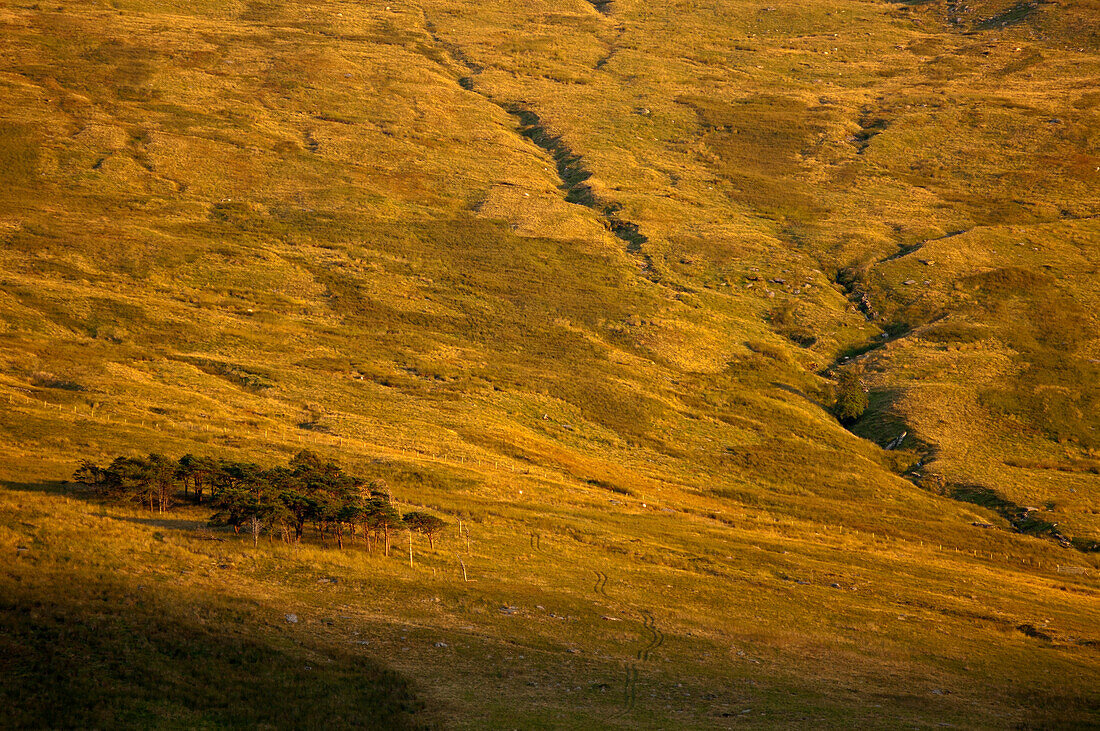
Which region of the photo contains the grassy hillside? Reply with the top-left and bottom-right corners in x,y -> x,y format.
1,0 -> 1098,726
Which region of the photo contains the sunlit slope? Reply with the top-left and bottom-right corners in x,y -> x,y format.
426,0 -> 1100,540
1,0 -> 911,532
0,0 -> 1099,726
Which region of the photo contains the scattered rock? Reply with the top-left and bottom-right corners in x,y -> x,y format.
903,279 -> 917,285
285,613 -> 299,623
1017,623 -> 1053,641
499,606 -> 518,615
434,641 -> 448,648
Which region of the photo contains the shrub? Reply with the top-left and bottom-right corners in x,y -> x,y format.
834,370 -> 868,425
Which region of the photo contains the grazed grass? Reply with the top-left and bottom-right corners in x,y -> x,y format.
0,0 -> 1098,725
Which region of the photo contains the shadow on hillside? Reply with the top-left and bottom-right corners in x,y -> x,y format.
1,479 -> 70,495
1,576 -> 429,728
1,480 -> 214,532
113,515 -> 209,531
848,388 -> 924,449
975,1 -> 1039,30
770,381 -> 826,410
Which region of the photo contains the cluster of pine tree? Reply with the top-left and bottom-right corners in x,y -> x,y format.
73,450 -> 445,553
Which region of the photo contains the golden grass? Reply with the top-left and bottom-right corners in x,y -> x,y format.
0,0 -> 1098,725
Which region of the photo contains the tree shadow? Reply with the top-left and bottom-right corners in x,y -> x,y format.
1,480 -> 211,532
112,515 -> 209,531
1,479 -> 71,495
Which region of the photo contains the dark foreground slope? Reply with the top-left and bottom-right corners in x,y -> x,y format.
0,0 -> 1098,726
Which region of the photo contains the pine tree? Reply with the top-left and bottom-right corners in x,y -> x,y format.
835,369 -> 868,425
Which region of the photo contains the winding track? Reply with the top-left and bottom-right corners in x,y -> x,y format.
593,570 -> 610,598
592,570 -> 665,719
637,610 -> 664,662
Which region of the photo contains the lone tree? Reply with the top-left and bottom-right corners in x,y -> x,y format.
835,369 -> 868,425
403,512 -> 446,549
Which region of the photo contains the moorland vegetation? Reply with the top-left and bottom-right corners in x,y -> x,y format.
1,0 -> 1099,726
